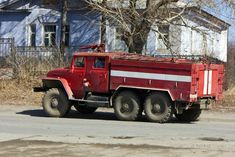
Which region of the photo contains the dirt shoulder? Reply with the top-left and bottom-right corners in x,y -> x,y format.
0,139 -> 234,157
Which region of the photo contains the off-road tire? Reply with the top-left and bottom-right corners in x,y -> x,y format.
144,92 -> 173,123
175,109 -> 201,122
114,91 -> 141,121
42,88 -> 71,117
74,105 -> 98,114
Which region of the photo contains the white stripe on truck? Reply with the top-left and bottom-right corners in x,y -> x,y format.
208,70 -> 213,95
203,70 -> 208,95
111,70 -> 192,82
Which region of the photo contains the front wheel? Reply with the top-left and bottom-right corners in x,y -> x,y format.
42,88 -> 71,117
144,92 -> 173,123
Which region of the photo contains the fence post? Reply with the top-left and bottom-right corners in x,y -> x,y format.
10,38 -> 19,79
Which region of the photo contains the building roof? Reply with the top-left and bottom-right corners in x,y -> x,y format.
184,7 -> 230,32
0,0 -> 20,9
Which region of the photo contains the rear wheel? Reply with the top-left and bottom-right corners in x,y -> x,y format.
114,91 -> 141,121
144,92 -> 173,123
74,105 -> 97,114
175,107 -> 201,122
42,88 -> 71,117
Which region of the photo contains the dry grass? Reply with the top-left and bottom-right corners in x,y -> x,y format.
0,54 -> 62,106
212,87 -> 235,111
0,78 -> 43,106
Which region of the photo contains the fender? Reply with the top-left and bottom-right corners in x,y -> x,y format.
42,77 -> 74,100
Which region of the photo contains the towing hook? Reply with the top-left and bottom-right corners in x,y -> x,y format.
205,99 -> 211,105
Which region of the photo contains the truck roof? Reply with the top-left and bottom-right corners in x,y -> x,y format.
73,52 -> 197,64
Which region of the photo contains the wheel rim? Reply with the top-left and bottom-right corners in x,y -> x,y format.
120,99 -> 133,114
150,99 -> 165,115
50,97 -> 59,108
152,103 -> 162,114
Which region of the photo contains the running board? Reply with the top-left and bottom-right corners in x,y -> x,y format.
70,98 -> 109,107
71,98 -> 109,104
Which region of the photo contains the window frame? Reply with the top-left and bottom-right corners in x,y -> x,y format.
43,24 -> 57,47
93,57 -> 106,70
73,56 -> 85,69
29,24 -> 36,47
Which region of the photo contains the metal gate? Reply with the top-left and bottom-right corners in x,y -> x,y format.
0,38 -> 14,68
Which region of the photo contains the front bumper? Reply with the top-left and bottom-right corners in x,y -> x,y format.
33,87 -> 47,92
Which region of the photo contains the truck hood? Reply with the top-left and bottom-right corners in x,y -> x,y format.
47,68 -> 69,78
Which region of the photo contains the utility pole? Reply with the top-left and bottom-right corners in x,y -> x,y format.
60,0 -> 68,64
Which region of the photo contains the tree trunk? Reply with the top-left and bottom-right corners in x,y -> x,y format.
124,24 -> 151,54
100,0 -> 107,45
128,37 -> 148,54
60,0 -> 68,55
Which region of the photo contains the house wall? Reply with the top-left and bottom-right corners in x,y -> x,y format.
68,11 -> 100,47
0,8 -> 100,54
180,19 -> 227,62
106,24 -> 157,53
0,11 -> 30,46
2,0 -> 86,10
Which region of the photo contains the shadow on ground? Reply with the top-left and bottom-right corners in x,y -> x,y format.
16,109 -> 118,121
16,109 -> 194,124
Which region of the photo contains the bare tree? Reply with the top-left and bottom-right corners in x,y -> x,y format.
86,0 -> 234,54
60,0 -> 68,57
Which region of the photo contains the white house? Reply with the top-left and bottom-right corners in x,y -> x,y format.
106,6 -> 230,62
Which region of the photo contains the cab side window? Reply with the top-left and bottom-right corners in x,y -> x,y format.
74,57 -> 85,68
94,57 -> 105,69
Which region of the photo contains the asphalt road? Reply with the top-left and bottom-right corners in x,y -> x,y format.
0,105 -> 235,157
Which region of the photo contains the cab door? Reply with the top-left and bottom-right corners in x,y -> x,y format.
69,56 -> 86,98
86,56 -> 109,93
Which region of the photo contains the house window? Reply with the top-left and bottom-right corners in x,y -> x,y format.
65,25 -> 70,47
158,25 -> 170,50
29,24 -> 36,47
44,25 -> 56,47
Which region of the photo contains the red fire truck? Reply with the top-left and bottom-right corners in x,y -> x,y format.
34,49 -> 224,123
